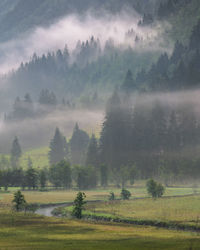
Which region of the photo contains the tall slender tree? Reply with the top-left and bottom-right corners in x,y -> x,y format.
70,123 -> 90,165
49,128 -> 66,165
85,134 -> 99,168
11,136 -> 22,168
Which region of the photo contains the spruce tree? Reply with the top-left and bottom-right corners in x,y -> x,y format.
27,157 -> 33,168
49,160 -> 71,189
70,123 -> 90,165
72,192 -> 86,219
100,91 -> 132,181
11,137 -> 22,168
85,134 -> 99,168
12,191 -> 26,211
39,169 -> 47,189
26,167 -> 38,190
100,164 -> 108,187
121,69 -> 135,92
49,128 -> 66,165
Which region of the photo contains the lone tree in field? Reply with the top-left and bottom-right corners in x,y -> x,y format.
72,192 -> 86,219
11,136 -> 22,168
121,188 -> 131,200
146,179 -> 165,199
12,191 -> 26,211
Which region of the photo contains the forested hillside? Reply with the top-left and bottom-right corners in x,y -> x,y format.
122,17 -> 200,92
8,39 -> 159,99
1,0 -> 200,152
0,0 -> 159,42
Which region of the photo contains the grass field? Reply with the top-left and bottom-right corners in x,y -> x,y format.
85,195 -> 200,228
0,208 -> 199,250
0,186 -> 200,205
0,186 -> 200,249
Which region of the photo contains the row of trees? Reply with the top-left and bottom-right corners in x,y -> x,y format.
6,89 -> 76,121
0,160 -> 108,191
99,91 -> 200,182
49,124 -> 137,187
8,32 -> 157,99
0,167 -> 45,191
8,90 -> 200,187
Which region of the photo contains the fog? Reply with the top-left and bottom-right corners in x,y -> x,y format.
131,89 -> 200,112
0,108 -> 104,154
0,10 -> 168,74
2,89 -> 200,154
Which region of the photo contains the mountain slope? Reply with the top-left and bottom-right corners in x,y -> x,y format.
0,0 -> 159,42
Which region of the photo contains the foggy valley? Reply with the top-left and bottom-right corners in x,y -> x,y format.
0,1 -> 200,250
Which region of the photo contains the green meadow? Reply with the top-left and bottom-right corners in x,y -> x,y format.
0,185 -> 200,249
0,185 -> 199,205
1,148 -> 200,249
85,195 -> 200,228
0,208 -> 199,250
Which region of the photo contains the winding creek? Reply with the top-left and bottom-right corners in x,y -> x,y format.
34,196 -> 200,233
36,204 -> 69,217
35,200 -> 102,217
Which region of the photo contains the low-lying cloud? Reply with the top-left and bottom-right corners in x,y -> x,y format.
0,108 -> 104,154
0,10 -> 168,74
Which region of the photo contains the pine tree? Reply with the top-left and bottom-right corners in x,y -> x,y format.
49,128 -> 66,165
100,164 -> 108,187
49,160 -> 71,189
11,137 -> 22,168
100,91 -> 132,181
12,191 -> 26,211
72,192 -> 86,219
70,123 -> 90,165
39,89 -> 57,106
26,167 -> 38,190
23,93 -> 34,117
27,157 -> 33,168
39,169 -> 47,189
85,134 -> 99,168
121,69 -> 135,92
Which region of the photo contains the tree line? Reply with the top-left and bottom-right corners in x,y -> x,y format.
4,88 -> 200,189
99,91 -> 200,184
5,89 -> 76,121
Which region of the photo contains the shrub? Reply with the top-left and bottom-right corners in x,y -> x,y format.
121,188 -> 131,200
109,191 -> 115,201
146,179 -> 165,199
12,191 -> 26,211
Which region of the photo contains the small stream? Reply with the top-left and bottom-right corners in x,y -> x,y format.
36,204 -> 68,217
35,200 -> 102,217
